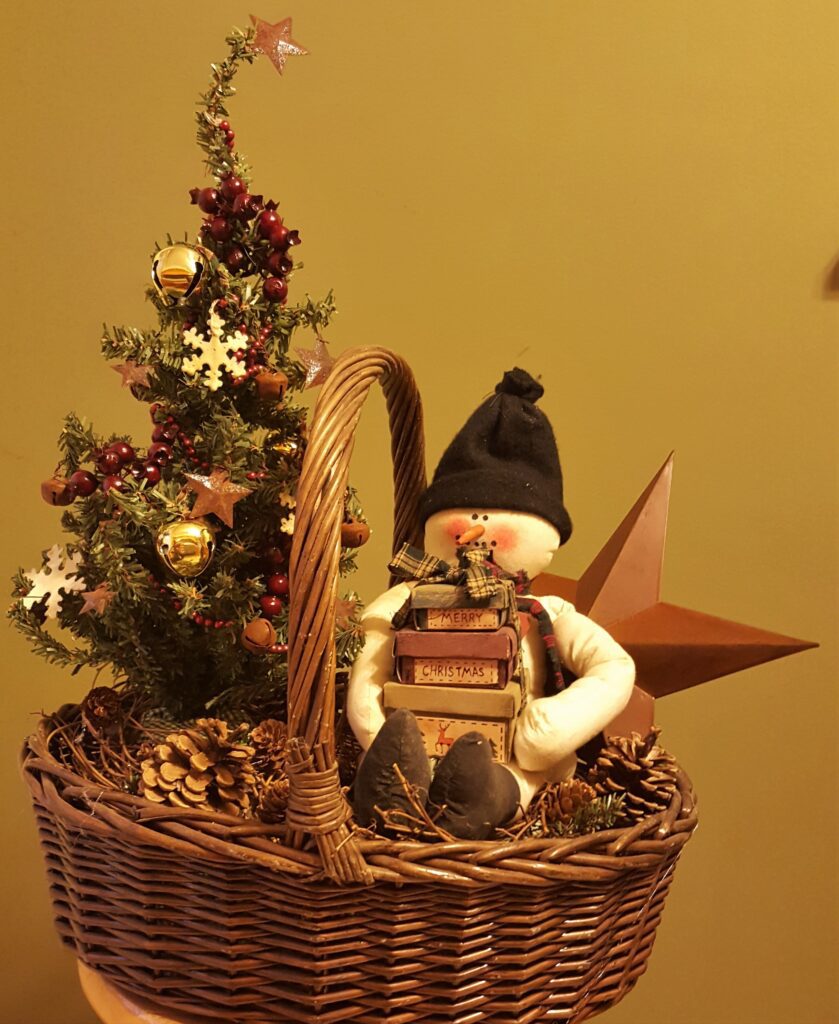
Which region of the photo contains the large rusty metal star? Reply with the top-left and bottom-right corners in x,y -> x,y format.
532,454 -> 816,735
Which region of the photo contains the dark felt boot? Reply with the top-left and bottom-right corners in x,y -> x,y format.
428,731 -> 520,840
352,709 -> 432,833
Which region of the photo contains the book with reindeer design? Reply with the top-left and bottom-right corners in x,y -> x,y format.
382,680 -> 522,763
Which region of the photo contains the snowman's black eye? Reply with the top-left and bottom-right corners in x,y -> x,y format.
471,513 -> 478,520
482,515 -> 489,521
491,540 -> 497,547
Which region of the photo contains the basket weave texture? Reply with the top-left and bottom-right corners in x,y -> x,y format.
21,348 -> 697,1023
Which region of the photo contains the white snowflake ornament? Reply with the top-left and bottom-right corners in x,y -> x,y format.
279,490 -> 296,534
182,301 -> 249,392
23,545 -> 86,619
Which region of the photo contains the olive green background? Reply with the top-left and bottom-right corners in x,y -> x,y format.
2,3 -> 837,1022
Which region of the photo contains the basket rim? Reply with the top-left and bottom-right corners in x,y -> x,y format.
22,714 -> 697,889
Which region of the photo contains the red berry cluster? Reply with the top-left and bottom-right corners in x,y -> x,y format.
49,439 -> 165,505
257,545 -> 291,620
149,405 -> 210,472
260,572 -> 289,619
43,402 -> 219,507
190,146 -> 300,304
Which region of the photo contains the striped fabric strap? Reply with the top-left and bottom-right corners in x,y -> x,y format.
516,595 -> 566,693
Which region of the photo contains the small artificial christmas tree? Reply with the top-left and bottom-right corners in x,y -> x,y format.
10,24 -> 364,745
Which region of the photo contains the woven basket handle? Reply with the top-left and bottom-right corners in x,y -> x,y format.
287,347 -> 426,754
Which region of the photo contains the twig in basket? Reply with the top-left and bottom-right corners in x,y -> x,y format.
372,762 -> 458,842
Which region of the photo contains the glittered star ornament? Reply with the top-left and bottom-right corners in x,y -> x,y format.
532,454 -> 816,736
295,337 -> 335,389
250,15 -> 309,75
185,469 -> 252,529
113,361 -> 153,389
80,583 -> 115,616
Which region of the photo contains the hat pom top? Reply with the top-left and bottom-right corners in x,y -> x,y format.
495,368 -> 544,404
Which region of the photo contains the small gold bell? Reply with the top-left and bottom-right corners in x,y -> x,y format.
151,243 -> 210,305
273,437 -> 302,460
155,518 -> 216,577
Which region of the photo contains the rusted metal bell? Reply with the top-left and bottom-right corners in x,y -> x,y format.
241,617 -> 277,653
255,370 -> 289,403
41,477 -> 75,507
341,519 -> 370,548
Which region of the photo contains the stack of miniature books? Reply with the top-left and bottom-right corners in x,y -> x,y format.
384,584 -> 524,761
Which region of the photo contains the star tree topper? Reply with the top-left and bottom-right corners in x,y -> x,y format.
250,15 -> 309,75
185,469 -> 252,529
532,454 -> 816,736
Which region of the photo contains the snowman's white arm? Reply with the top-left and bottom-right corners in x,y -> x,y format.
514,598 -> 635,773
346,582 -> 413,752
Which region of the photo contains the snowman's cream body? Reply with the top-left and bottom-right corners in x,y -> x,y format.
347,508 -> 636,810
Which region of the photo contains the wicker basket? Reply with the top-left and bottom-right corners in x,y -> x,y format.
22,347 -> 697,1024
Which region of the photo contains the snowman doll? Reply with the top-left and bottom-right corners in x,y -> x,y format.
347,368 -> 635,839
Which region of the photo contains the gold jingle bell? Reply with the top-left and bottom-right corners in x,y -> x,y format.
273,436 -> 302,461
155,518 -> 216,577
151,243 -> 210,305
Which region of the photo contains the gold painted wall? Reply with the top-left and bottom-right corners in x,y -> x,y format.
2,3 -> 836,1022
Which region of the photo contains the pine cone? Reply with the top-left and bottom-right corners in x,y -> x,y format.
256,776 -> 290,824
140,718 -> 257,817
80,686 -> 123,741
250,718 -> 288,777
587,728 -> 678,825
535,778 -> 598,828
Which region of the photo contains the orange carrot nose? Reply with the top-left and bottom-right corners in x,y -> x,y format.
458,524 -> 485,544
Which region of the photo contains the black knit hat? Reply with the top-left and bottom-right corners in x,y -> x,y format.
419,368 -> 573,544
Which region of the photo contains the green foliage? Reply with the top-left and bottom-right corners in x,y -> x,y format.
522,793 -> 625,839
10,27 -> 363,729
196,27 -> 257,183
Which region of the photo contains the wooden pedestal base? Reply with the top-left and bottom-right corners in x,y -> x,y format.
78,963 -> 209,1024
